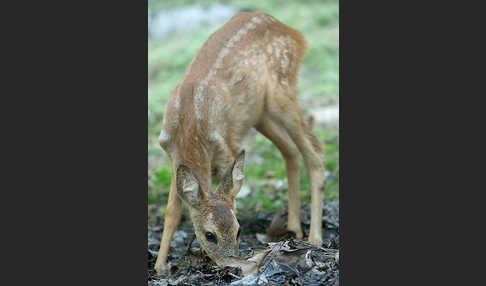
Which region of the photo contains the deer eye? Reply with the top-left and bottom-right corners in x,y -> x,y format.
237,227 -> 241,238
205,232 -> 217,244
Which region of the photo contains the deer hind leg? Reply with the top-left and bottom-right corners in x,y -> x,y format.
266,90 -> 326,247
256,116 -> 303,239
154,172 -> 183,275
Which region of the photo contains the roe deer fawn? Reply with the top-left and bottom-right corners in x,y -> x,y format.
154,12 -> 326,274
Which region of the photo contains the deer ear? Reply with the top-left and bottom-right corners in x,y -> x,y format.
176,165 -> 205,207
217,150 -> 245,198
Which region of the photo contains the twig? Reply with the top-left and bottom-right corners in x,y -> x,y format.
255,241 -> 284,284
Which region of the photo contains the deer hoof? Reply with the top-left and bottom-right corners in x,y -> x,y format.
308,235 -> 323,248
154,262 -> 169,276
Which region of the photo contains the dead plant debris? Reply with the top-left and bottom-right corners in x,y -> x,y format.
148,200 -> 339,285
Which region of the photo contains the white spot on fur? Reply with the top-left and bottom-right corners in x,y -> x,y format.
251,17 -> 262,23
158,130 -> 170,143
209,131 -> 225,146
281,50 -> 289,73
233,30 -> 244,42
267,44 -> 273,54
174,95 -> 180,109
245,22 -> 255,30
263,15 -> 276,23
275,36 -> 286,46
194,149 -> 201,165
281,78 -> 289,87
219,47 -> 230,59
226,39 -> 235,48
172,113 -> 179,129
194,85 -> 204,120
215,47 -> 231,68
220,121 -> 227,138
207,69 -> 217,81
212,93 -> 223,115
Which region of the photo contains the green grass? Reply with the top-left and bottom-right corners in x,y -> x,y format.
148,0 -> 339,213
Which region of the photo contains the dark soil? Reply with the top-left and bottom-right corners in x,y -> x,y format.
148,200 -> 339,285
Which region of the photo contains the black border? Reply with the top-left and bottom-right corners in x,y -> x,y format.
339,0 -> 481,284
3,1 -> 148,284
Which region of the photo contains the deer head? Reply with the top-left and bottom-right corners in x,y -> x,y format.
175,151 -> 245,265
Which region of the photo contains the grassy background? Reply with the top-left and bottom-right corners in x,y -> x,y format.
148,0 -> 339,214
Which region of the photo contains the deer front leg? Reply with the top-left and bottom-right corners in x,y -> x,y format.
307,165 -> 325,246
154,180 -> 182,275
292,130 -> 325,247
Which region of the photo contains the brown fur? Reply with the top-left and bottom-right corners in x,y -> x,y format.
154,12 -> 325,274
211,204 -> 235,231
